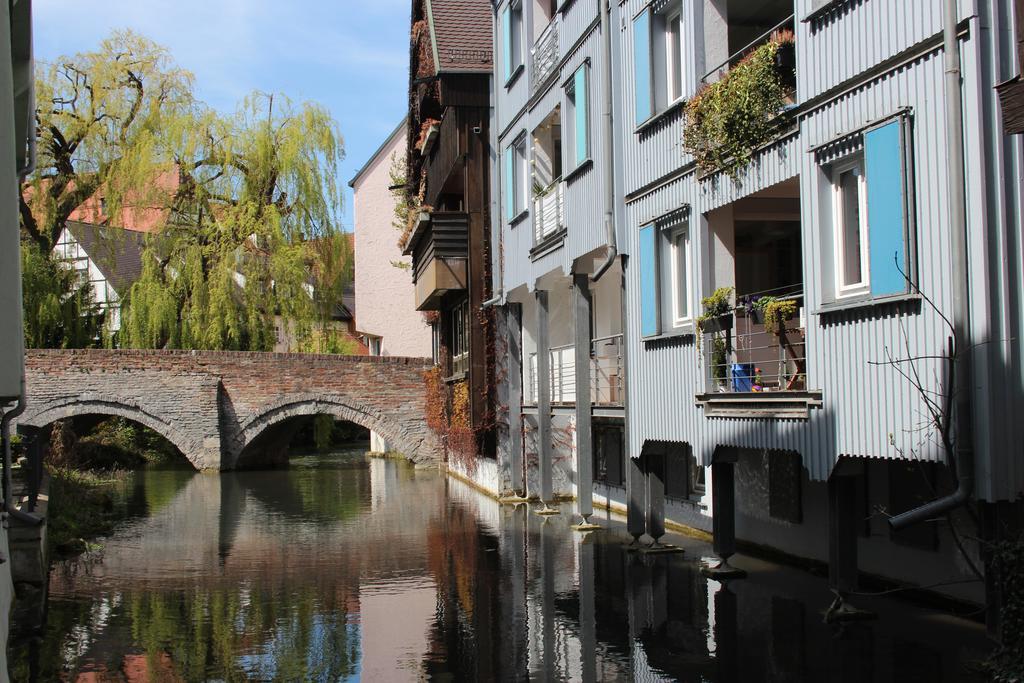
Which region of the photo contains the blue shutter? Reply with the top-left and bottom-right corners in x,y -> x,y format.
503,5 -> 512,81
639,224 -> 659,336
505,146 -> 515,220
633,11 -> 652,125
865,120 -> 908,296
574,67 -> 588,164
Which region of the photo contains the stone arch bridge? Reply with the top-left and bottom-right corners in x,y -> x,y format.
17,349 -> 439,470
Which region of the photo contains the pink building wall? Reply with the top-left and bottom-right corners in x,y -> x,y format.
351,121 -> 432,358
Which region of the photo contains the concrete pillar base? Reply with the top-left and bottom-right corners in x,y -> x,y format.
635,542 -> 684,555
701,560 -> 748,580
571,522 -> 602,532
535,506 -> 561,517
824,590 -> 878,623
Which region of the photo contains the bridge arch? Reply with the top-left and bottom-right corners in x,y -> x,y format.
234,394 -> 435,469
18,395 -> 208,469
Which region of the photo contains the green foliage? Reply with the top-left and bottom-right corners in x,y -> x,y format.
711,336 -> 728,382
46,466 -> 130,556
120,90 -> 349,351
698,286 -> 735,324
23,30 -> 193,251
761,298 -> 798,335
313,414 -> 333,452
20,241 -> 101,348
682,39 -> 788,179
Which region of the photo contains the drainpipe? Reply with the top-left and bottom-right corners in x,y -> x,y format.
1,388 -> 42,526
889,0 -> 972,530
484,0 -> 503,309
591,0 -> 617,282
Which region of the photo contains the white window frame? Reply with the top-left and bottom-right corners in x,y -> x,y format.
669,225 -> 692,327
664,7 -> 684,105
832,156 -> 870,298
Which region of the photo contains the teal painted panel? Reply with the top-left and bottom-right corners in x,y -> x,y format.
633,11 -> 652,125
503,6 -> 512,81
865,121 -> 908,296
505,146 -> 515,220
639,224 -> 659,336
574,67 -> 588,164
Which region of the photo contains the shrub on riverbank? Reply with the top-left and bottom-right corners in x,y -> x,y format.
49,417 -> 182,470
46,467 -> 130,557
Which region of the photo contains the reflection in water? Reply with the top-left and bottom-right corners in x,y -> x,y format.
22,449 -> 990,681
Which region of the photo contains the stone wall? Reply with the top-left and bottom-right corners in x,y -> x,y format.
19,349 -> 438,469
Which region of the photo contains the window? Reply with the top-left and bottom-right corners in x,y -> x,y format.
832,158 -> 869,297
565,64 -> 590,168
633,1 -> 685,125
593,422 -> 624,486
504,134 -> 528,222
639,215 -> 692,337
827,117 -> 914,302
451,299 -> 470,375
669,226 -> 692,326
502,1 -> 524,84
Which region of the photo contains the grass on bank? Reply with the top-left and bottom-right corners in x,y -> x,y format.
46,466 -> 131,557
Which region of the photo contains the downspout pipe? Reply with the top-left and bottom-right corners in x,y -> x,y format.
1,389 -> 42,526
591,0 -> 617,282
483,0 -> 504,309
889,0 -> 972,530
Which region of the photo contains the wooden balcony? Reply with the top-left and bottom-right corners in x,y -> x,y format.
424,108 -> 462,208
407,211 -> 469,310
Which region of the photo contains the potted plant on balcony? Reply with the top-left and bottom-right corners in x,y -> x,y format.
761,298 -> 798,336
697,286 -> 735,335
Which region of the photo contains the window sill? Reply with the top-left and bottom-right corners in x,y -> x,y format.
443,371 -> 468,384
564,158 -> 593,185
814,292 -> 921,318
505,64 -> 524,90
508,209 -> 529,228
641,325 -> 694,346
696,390 -> 823,419
634,99 -> 686,136
530,228 -> 567,260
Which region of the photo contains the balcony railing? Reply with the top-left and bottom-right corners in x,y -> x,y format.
526,335 -> 625,407
530,20 -> 559,93
591,334 -> 624,406
533,178 -> 564,243
703,286 -> 806,394
701,15 -> 796,95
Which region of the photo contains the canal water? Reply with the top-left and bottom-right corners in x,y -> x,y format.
21,448 -> 991,681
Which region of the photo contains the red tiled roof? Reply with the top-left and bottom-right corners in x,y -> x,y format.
428,0 -> 493,73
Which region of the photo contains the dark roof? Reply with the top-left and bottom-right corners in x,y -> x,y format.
65,221 -> 147,295
428,0 -> 493,73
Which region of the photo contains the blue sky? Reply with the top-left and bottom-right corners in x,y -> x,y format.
33,0 -> 411,231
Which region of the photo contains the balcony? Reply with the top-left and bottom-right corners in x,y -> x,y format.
697,286 -> 820,418
533,178 -> 564,244
526,334 -> 625,408
406,211 -> 469,311
424,109 -> 462,208
530,19 -> 559,94
701,15 -> 796,98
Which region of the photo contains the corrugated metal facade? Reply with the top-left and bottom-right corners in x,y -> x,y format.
493,0 -> 611,295
618,0 -> 1024,500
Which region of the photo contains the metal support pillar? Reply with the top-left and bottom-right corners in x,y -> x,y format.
626,455 -> 646,544
572,272 -> 598,529
826,466 -> 874,621
646,449 -> 666,546
507,303 -> 525,497
704,457 -> 746,578
535,289 -> 556,513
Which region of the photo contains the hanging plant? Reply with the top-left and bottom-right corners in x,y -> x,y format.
682,37 -> 790,179
761,298 -> 798,335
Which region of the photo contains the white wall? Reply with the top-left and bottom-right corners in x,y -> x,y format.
352,126 -> 432,358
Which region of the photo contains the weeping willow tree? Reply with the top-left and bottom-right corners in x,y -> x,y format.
20,243 -> 100,348
21,31 -> 194,252
119,92 -> 348,351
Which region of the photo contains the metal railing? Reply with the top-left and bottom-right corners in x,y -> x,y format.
525,335 -> 625,407
704,286 -> 807,394
533,178 -> 564,243
528,343 -> 575,404
531,19 -> 559,93
701,15 -> 796,87
591,334 -> 624,406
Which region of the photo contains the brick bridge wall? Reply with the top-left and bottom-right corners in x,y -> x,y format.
17,349 -> 438,470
